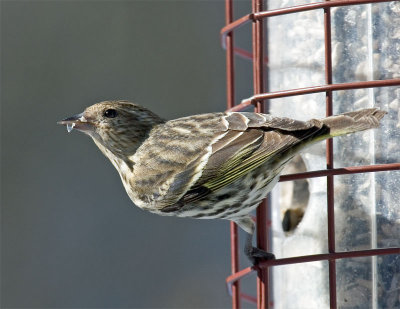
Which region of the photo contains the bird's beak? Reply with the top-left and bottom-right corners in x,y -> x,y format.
57,112 -> 93,133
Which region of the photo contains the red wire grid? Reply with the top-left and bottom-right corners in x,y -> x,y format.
222,0 -> 400,308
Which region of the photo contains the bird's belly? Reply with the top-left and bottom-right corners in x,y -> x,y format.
172,165 -> 282,220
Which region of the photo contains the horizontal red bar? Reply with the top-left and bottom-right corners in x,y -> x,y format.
228,100 -> 253,112
221,14 -> 253,45
221,0 -> 394,37
227,79 -> 400,112
255,0 -> 392,18
241,293 -> 257,304
258,247 -> 400,269
279,163 -> 400,182
231,46 -> 268,64
226,247 -> 400,285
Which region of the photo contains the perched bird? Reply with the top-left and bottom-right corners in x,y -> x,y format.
58,101 -> 386,263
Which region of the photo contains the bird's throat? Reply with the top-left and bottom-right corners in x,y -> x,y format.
93,138 -> 134,172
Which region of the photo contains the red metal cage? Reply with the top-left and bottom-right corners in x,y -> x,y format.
222,0 -> 400,308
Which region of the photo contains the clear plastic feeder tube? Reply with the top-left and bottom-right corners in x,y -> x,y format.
267,1 -> 400,308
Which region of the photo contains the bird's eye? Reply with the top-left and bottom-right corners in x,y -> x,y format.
104,109 -> 117,118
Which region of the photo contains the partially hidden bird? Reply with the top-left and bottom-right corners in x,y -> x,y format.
58,101 -> 386,263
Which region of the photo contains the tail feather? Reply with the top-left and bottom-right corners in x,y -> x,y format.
321,108 -> 386,138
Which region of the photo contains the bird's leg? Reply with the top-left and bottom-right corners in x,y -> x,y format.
244,233 -> 275,265
234,216 -> 275,265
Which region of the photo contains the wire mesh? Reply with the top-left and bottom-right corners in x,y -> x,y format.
222,0 -> 400,308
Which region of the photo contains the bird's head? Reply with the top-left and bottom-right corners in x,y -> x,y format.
58,100 -> 164,160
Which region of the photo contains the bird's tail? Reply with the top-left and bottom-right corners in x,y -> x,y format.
278,108 -> 386,170
318,108 -> 386,140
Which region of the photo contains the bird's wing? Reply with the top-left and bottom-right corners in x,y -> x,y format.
179,112 -> 325,203
131,112 -> 324,210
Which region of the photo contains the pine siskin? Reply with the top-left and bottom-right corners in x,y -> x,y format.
58,101 -> 386,263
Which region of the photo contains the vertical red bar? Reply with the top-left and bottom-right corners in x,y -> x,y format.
252,1 -> 270,308
256,201 -> 269,309
225,1 -> 240,309
324,4 -> 337,309
226,0 -> 235,110
230,222 -> 240,309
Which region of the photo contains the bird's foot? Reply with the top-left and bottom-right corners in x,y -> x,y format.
246,246 -> 275,265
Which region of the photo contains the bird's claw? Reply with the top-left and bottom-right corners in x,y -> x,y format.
247,247 -> 275,265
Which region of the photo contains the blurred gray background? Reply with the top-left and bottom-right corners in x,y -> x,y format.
1,0 -> 257,308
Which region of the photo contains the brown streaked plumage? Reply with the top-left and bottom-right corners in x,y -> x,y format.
58,100 -> 386,263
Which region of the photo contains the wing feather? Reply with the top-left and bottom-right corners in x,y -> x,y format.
178,113 -> 325,203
